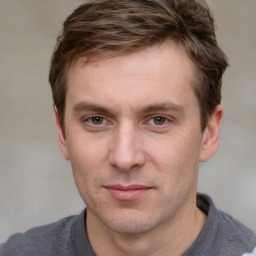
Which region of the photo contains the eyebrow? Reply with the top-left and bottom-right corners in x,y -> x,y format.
73,102 -> 185,116
73,102 -> 114,115
139,102 -> 185,114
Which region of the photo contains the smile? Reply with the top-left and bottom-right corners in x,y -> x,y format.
104,184 -> 152,201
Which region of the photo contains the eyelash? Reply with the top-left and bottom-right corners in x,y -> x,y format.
148,116 -> 170,126
83,116 -> 110,126
81,115 -> 174,131
86,116 -> 107,125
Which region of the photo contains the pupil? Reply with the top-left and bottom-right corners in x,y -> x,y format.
154,117 -> 165,125
92,116 -> 103,124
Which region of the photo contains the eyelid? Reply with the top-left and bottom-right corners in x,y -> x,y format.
86,116 -> 107,125
142,115 -> 175,133
82,114 -> 113,127
146,115 -> 174,124
149,116 -> 169,125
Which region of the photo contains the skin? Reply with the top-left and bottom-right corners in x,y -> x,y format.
56,40 -> 223,256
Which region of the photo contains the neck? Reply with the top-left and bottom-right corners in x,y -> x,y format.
86,196 -> 206,256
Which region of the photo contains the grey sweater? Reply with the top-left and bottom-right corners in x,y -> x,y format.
1,194 -> 256,256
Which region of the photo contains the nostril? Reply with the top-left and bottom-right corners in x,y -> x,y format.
109,146 -> 146,172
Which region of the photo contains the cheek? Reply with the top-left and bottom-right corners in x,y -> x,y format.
148,133 -> 201,184
69,148 -> 105,208
66,134 -> 109,191
67,130 -> 109,165
151,134 -> 200,164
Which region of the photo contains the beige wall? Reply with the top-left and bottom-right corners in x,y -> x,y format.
0,0 -> 255,241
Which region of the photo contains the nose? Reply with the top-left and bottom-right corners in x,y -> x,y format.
109,123 -> 146,172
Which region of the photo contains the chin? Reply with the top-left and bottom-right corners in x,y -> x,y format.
99,209 -> 161,235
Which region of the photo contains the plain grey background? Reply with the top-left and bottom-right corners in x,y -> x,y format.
0,0 -> 256,241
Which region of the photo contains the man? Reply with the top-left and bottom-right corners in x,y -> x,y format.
1,0 -> 255,255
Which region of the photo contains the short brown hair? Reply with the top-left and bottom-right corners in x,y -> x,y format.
49,0 -> 228,131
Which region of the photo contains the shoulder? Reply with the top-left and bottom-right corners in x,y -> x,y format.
189,194 -> 256,256
0,214 -> 80,256
217,209 -> 256,255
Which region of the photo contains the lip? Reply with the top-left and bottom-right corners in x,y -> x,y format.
104,184 -> 152,201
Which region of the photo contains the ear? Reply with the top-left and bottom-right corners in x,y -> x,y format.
199,105 -> 223,162
54,106 -> 70,160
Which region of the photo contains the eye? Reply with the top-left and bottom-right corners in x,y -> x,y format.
150,116 -> 168,125
87,116 -> 106,125
81,115 -> 113,132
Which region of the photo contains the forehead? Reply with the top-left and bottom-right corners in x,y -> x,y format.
66,41 -> 198,111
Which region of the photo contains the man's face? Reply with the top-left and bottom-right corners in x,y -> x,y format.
57,41 -> 219,234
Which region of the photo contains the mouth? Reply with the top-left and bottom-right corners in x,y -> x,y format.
104,184 -> 153,201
